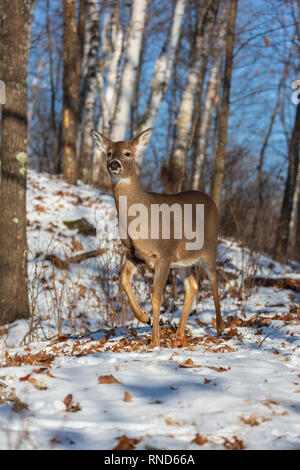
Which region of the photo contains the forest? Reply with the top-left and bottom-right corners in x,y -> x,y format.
0,0 -> 299,451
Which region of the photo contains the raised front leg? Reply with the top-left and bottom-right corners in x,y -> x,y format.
121,257 -> 150,325
150,260 -> 171,348
175,268 -> 198,342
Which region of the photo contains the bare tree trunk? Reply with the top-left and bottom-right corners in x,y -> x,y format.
93,7 -> 120,189
0,0 -> 30,324
288,158 -> 300,259
136,0 -> 186,140
166,0 -> 219,193
100,3 -> 123,137
273,101 -> 300,263
191,9 -> 227,190
210,0 -> 238,209
110,0 -> 148,141
61,0 -> 79,185
46,0 -> 56,139
77,0 -> 101,184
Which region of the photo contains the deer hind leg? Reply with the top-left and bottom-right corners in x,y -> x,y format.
175,268 -> 198,342
121,257 -> 150,325
150,260 -> 171,348
202,261 -> 224,335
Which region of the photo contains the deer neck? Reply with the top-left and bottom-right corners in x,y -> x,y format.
112,172 -> 144,211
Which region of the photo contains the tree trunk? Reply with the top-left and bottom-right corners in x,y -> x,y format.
210,0 -> 238,209
288,158 -> 300,260
136,0 -> 186,142
191,9 -> 227,190
110,0 -> 148,141
77,0 -> 101,184
61,0 -> 79,185
166,0 -> 219,193
0,0 -> 30,324
93,7 -> 121,189
99,3 -> 124,137
273,101 -> 300,263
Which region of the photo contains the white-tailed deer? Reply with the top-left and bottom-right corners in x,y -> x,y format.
91,128 -> 224,347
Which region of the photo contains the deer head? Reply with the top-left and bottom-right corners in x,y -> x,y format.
91,128 -> 153,182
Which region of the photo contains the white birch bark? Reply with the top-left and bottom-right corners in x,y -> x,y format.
78,0 -> 101,183
110,0 -> 148,141
168,2 -> 218,191
97,5 -> 123,136
92,7 -> 124,185
137,0 -> 186,134
192,14 -> 227,190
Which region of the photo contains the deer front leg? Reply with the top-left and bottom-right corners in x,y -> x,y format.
175,268 -> 198,342
121,257 -> 150,325
150,260 -> 171,348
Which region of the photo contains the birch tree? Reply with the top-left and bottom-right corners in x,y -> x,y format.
97,4 -> 124,137
136,0 -> 186,141
110,0 -> 148,141
191,9 -> 227,190
166,0 -> 219,192
210,0 -> 238,209
92,7 -> 122,187
78,0 -> 101,183
0,0 -> 30,324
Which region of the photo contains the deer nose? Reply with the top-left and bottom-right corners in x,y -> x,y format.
109,160 -> 121,171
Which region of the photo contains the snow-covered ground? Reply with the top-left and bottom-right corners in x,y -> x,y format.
0,169 -> 299,450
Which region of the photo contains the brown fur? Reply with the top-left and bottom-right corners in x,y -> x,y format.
91,128 -> 224,347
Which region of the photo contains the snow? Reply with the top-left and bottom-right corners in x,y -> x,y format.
0,169 -> 299,450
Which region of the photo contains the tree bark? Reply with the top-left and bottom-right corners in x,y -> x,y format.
93,8 -> 119,190
100,3 -> 124,137
77,0 -> 101,184
273,101 -> 300,263
61,0 -> 79,185
110,0 -> 148,141
0,0 -> 30,324
136,0 -> 186,141
166,0 -> 219,193
210,0 -> 238,209
191,9 -> 227,190
288,158 -> 300,260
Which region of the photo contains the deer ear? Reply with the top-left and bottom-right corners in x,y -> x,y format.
91,129 -> 112,153
131,128 -> 153,154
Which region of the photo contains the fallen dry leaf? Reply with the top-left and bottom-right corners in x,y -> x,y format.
113,435 -> 142,450
223,436 -> 245,450
98,374 -> 122,384
191,433 -> 208,446
19,373 -> 32,382
124,391 -> 132,402
63,394 -> 81,412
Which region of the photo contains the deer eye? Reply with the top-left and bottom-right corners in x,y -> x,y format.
107,151 -> 112,158
124,152 -> 131,157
